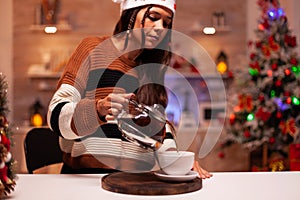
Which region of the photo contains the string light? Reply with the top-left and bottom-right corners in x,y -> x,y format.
284,68 -> 291,76
31,113 -> 43,126
267,70 -> 273,77
229,113 -> 236,124
292,96 -> 300,105
270,90 -> 276,97
247,113 -> 255,121
258,24 -> 265,31
249,68 -> 259,76
44,26 -> 57,34
291,66 -> 300,76
268,7 -> 285,21
203,27 -> 216,35
268,9 -> 277,20
278,8 -> 284,17
217,61 -> 227,74
216,51 -> 228,74
276,112 -> 282,119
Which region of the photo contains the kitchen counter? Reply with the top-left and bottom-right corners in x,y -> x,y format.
9,171 -> 300,200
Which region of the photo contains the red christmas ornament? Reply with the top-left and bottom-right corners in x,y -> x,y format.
290,36 -> 296,47
0,134 -> 13,186
244,131 -> 251,138
271,63 -> 278,70
284,91 -> 291,97
250,61 -> 261,72
258,94 -> 265,101
227,70 -> 234,78
250,53 -> 256,60
255,41 -> 262,48
255,107 -> 271,122
248,41 -> 253,47
275,80 -> 282,87
0,164 -> 10,184
285,35 -> 297,47
276,111 -> 282,119
269,137 -> 276,145
284,35 -> 289,44
290,57 -> 298,65
0,134 -> 11,151
268,36 -> 275,43
262,19 -> 270,29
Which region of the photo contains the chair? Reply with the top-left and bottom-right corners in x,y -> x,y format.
24,127 -> 63,174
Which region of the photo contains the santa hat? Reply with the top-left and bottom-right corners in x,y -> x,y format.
112,0 -> 176,14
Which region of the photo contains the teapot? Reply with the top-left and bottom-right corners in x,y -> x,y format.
117,99 -> 166,150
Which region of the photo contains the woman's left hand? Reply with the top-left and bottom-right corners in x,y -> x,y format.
193,160 -> 213,179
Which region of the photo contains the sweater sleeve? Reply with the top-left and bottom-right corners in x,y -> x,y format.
47,37 -> 106,139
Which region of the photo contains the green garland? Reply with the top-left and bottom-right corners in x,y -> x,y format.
0,73 -> 16,197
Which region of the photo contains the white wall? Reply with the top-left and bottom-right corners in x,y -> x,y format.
281,0 -> 300,53
247,0 -> 260,43
0,0 -> 13,120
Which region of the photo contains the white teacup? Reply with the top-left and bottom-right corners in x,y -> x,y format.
157,151 -> 194,175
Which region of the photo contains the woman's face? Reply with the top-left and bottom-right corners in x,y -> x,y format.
133,6 -> 173,49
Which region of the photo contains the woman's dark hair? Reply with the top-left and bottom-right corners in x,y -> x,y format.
113,5 -> 174,108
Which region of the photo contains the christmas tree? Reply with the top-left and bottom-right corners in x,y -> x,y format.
221,0 -> 300,170
0,73 -> 16,197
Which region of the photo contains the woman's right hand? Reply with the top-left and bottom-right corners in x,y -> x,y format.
96,93 -> 135,121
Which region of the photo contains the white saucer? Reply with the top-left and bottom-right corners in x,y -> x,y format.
153,171 -> 199,182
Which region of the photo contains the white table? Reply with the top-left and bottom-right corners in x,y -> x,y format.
10,172 -> 300,200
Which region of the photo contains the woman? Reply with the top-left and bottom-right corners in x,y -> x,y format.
47,0 -> 212,178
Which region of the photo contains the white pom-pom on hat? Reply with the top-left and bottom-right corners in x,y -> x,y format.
112,0 -> 176,14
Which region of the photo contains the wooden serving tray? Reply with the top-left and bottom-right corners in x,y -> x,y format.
101,172 -> 202,195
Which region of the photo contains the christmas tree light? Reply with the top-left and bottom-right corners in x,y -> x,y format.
292,96 -> 300,106
247,113 -> 255,121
